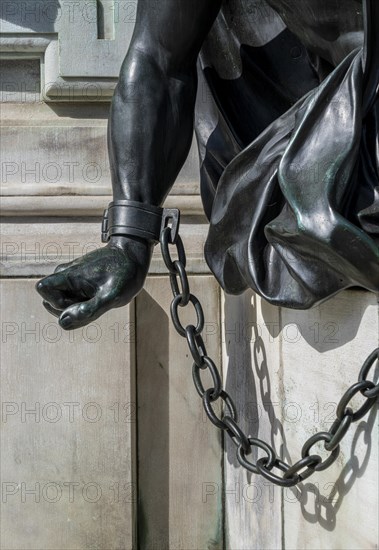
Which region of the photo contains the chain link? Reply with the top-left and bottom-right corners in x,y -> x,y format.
170,260 -> 190,306
359,348 -> 379,398
301,432 -> 340,471
192,356 -> 223,400
160,217 -> 379,487
185,325 -> 207,367
237,437 -> 276,473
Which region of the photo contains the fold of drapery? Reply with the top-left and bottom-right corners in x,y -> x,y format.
195,0 -> 379,309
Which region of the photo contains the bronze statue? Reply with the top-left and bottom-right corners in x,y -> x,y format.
36,0 -> 379,329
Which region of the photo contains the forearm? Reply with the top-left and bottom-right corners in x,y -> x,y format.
107,0 -> 221,208
108,46 -> 197,206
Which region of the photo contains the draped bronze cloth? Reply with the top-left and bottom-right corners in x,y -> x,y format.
195,0 -> 379,308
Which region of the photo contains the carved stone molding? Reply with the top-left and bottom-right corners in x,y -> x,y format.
0,102 -> 200,197
0,194 -> 205,217
0,0 -> 137,100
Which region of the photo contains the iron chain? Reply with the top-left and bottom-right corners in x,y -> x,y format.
160,217 -> 379,487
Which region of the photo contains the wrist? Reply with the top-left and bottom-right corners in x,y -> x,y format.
112,191 -> 161,207
102,200 -> 164,244
108,234 -> 153,252
102,200 -> 180,247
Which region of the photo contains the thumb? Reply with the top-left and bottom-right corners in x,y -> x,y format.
58,293 -> 112,330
